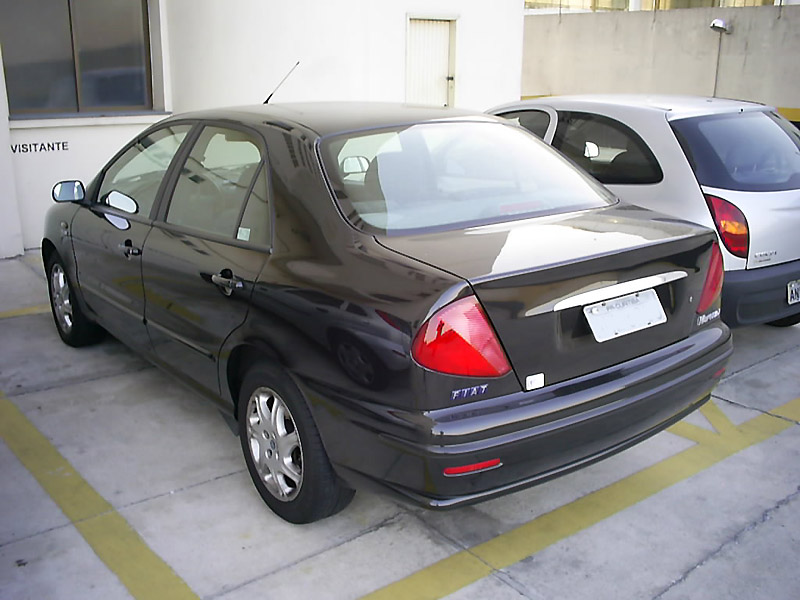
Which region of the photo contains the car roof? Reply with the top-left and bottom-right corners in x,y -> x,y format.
168,102 -> 496,137
493,94 -> 773,121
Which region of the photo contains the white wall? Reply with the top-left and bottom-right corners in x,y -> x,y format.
165,0 -> 522,112
0,45 -> 24,258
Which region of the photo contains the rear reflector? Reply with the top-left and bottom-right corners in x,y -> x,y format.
697,243 -> 724,315
412,296 -> 512,378
443,458 -> 502,476
705,194 -> 749,259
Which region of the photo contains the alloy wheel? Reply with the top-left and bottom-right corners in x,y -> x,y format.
245,387 -> 303,501
50,263 -> 74,334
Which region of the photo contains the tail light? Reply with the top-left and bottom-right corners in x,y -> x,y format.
412,296 -> 512,377
697,242 -> 724,314
705,194 -> 749,258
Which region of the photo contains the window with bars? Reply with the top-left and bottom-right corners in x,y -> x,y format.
0,0 -> 152,116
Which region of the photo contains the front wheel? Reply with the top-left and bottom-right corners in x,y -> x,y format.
46,254 -> 104,347
238,362 -> 354,523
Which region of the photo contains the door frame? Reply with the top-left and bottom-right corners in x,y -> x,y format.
406,14 -> 457,107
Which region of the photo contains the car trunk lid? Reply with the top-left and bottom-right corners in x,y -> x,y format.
377,205 -> 717,389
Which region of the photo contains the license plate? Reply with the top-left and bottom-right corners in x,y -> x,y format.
789,279 -> 800,305
583,288 -> 667,343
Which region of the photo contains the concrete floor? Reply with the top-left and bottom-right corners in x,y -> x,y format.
1,252 -> 799,600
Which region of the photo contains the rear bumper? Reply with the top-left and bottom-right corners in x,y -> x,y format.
311,324 -> 732,509
721,259 -> 800,327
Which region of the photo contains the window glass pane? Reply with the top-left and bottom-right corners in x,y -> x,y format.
498,110 -> 551,139
321,122 -> 614,235
71,0 -> 151,109
237,166 -> 271,245
552,112 -> 663,184
99,124 -> 191,217
671,111 -> 800,192
0,0 -> 77,113
167,127 -> 263,238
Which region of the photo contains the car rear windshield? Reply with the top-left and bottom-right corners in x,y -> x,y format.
319,121 -> 615,235
671,110 -> 800,192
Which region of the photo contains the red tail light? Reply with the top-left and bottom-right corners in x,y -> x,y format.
705,194 -> 749,258
412,296 -> 512,377
697,242 -> 724,314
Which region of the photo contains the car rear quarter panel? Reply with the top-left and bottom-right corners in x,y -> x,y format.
217,123 -> 525,423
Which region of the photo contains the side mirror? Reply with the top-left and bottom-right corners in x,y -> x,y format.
52,180 -> 85,203
105,190 -> 139,215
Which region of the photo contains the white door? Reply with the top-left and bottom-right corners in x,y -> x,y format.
406,19 -> 454,107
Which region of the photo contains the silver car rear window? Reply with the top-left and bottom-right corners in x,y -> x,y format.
319,121 -> 615,235
671,111 -> 800,192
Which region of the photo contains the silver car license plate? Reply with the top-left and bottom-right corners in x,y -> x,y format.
584,288 -> 667,343
789,279 -> 800,305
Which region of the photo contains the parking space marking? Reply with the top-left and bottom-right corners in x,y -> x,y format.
0,304 -> 50,319
363,397 -> 800,600
0,393 -> 199,600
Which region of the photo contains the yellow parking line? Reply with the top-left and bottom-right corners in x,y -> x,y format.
0,393 -> 199,600
363,397 -> 800,600
777,107 -> 800,123
0,304 -> 50,319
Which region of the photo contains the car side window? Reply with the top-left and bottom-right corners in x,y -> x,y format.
497,110 -> 551,139
166,126 -> 264,239
98,124 -> 191,217
236,164 -> 271,246
552,112 -> 663,185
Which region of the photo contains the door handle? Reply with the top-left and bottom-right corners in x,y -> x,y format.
118,239 -> 141,258
211,269 -> 244,296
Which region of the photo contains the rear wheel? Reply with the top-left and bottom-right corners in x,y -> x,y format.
238,361 -> 354,523
46,254 -> 104,347
766,313 -> 800,327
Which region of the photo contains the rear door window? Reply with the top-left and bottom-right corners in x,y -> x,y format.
165,126 -> 265,239
552,112 -> 663,185
670,111 -> 800,192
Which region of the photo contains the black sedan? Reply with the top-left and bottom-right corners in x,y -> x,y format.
43,103 -> 732,523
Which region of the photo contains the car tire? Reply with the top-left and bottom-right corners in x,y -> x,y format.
46,254 -> 104,347
332,333 -> 389,390
766,313 -> 800,327
238,361 -> 354,523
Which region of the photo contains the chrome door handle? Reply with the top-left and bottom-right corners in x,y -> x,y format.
118,240 -> 141,258
212,270 -> 244,296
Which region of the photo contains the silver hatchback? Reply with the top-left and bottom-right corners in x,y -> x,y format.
489,95 -> 800,327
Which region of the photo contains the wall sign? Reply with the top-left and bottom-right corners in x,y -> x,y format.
11,142 -> 70,153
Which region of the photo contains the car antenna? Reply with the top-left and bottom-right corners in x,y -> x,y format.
264,61 -> 300,104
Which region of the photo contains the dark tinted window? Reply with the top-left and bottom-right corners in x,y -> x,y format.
552,112 -> 663,185
671,111 -> 800,192
0,0 -> 151,115
167,126 -> 263,238
321,122 -> 614,235
98,124 -> 191,217
498,109 -> 551,139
